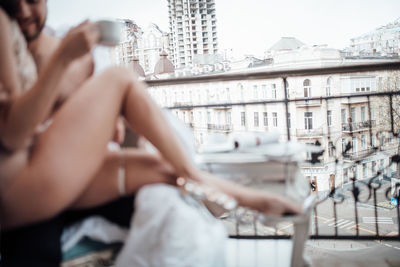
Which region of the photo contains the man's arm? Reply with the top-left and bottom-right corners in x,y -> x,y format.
30,33 -> 95,113
0,18 -> 99,150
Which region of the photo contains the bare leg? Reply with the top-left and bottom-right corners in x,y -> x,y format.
1,66 -> 299,228
2,67 -> 144,227
70,149 -> 176,209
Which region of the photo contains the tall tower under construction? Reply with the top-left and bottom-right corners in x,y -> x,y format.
167,0 -> 218,69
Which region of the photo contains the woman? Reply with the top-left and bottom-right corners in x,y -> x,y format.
0,1 -> 299,231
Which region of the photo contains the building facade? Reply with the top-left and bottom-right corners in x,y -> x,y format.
136,23 -> 171,75
167,0 -> 218,69
348,17 -> 400,56
147,45 -> 400,193
112,19 -> 143,66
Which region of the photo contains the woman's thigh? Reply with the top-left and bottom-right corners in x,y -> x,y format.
2,67 -> 133,227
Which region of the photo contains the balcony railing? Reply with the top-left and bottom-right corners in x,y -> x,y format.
145,62 -> 400,242
296,127 -> 323,138
342,120 -> 376,132
343,147 -> 377,161
207,123 -> 233,131
172,101 -> 193,108
295,98 -> 322,107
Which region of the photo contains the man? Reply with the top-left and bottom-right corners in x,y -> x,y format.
17,0 -> 94,110
1,1 -> 132,266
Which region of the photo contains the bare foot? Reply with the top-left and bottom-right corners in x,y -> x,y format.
185,170 -> 302,217
232,187 -> 301,216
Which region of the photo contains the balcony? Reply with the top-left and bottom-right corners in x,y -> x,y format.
342,120 -> 376,132
64,62 -> 400,267
341,95 -> 369,104
296,127 -> 323,138
295,98 -> 322,107
207,123 -> 233,132
172,101 -> 193,109
343,147 -> 377,161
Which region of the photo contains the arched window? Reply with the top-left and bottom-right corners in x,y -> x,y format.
303,79 -> 311,98
326,77 -> 332,96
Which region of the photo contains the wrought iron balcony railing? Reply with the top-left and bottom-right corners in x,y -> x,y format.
342,120 -> 376,132
207,123 -> 233,131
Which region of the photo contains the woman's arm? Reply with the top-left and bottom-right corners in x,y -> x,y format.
0,12 -> 99,150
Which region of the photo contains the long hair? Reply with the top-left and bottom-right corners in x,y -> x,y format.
0,0 -> 20,18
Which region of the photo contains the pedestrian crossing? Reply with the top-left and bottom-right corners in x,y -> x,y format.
362,217 -> 394,224
326,219 -> 355,229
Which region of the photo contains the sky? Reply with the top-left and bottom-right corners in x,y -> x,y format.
48,0 -> 400,58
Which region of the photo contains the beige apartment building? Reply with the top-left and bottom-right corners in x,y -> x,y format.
147,44 -> 400,192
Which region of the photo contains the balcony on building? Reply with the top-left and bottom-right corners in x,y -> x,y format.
212,104 -> 232,110
296,127 -> 323,138
341,95 -> 369,104
172,102 -> 193,109
295,98 -> 322,107
343,147 -> 376,162
207,123 -> 233,132
342,120 -> 376,133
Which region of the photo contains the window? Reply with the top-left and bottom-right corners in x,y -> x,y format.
380,132 -> 385,146
217,111 -> 222,125
254,112 -> 259,127
372,134 -> 376,147
271,84 -> 277,99
353,166 -> 358,180
342,138 -> 347,153
303,79 -> 311,98
327,110 -> 332,127
326,77 -> 332,96
207,111 -> 211,123
198,111 -> 202,123
239,84 -> 244,101
272,112 -> 278,127
372,161 -> 376,173
361,106 -> 366,121
352,136 -> 357,153
341,109 -> 347,124
304,112 -> 313,130
226,88 -> 231,101
287,113 -> 291,128
226,112 -> 231,125
363,163 -> 367,178
263,112 -> 268,126
328,142 -> 334,157
262,84 -> 267,99
241,112 -> 246,126
350,107 -> 356,123
361,134 -> 366,149
253,85 -> 258,100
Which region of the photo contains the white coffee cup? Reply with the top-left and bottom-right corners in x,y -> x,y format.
96,20 -> 122,46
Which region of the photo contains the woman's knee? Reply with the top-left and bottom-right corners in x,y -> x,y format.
100,67 -> 138,93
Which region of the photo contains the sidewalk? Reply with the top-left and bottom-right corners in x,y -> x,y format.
225,239 -> 400,267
